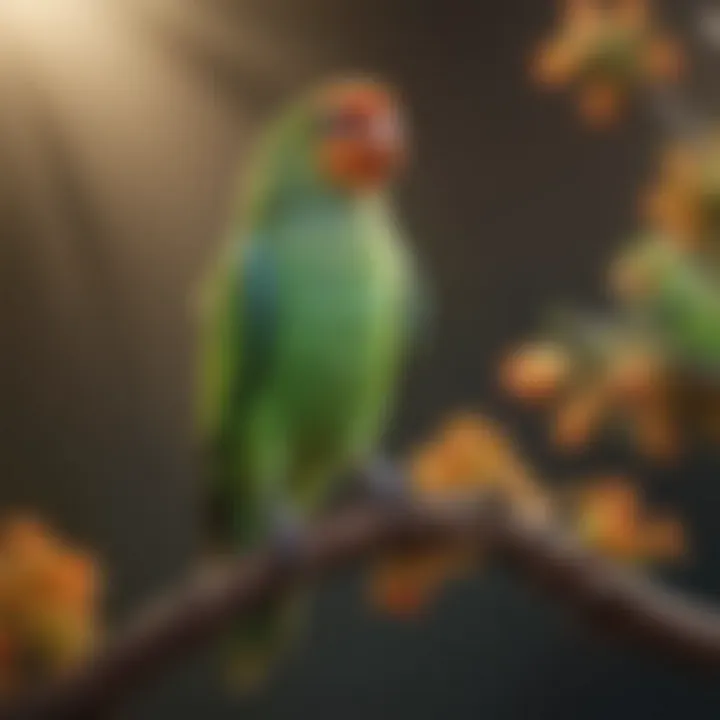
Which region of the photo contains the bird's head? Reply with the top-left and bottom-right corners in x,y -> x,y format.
312,78 -> 407,193
244,77 -> 408,223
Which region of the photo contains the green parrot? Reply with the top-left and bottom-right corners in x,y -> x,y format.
196,77 -> 427,690
613,233 -> 720,378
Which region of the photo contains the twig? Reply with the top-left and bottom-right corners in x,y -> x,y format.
3,482 -> 720,720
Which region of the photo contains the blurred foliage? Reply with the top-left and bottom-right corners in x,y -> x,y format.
503,129 -> 720,457
531,0 -> 683,127
369,414 -> 547,619
641,134 -> 720,251
501,333 -> 682,459
0,515 -> 101,697
508,0 -> 720,457
369,415 -> 686,620
563,475 -> 686,563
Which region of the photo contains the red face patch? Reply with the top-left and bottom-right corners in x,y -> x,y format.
316,81 -> 406,191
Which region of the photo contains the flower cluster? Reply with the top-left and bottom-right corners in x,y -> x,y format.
508,2 -> 720,456
407,413 -> 550,520
532,0 -> 683,127
501,334 -> 678,459
369,414 -> 546,619
564,476 -> 686,563
0,515 -> 101,696
642,135 -> 720,251
369,415 -> 687,620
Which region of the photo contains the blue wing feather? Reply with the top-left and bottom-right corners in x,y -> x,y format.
231,240 -> 279,407
203,237 -> 279,544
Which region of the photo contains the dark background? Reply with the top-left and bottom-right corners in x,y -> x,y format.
1,0 -> 720,717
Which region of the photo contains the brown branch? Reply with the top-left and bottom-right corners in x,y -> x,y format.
4,492 -> 720,720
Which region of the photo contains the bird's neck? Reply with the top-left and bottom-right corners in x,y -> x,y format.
262,183 -> 385,232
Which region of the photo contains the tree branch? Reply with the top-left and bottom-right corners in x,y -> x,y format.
4,486 -> 720,720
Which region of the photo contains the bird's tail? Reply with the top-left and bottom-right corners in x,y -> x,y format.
203,421 -> 312,695
204,492 -> 310,694
220,587 -> 309,695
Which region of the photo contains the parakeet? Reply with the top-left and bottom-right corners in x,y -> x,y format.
196,78 -> 426,690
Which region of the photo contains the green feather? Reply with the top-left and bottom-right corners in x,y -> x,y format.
196,80 -> 423,689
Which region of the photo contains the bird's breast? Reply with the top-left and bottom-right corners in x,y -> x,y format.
273,222 -> 407,428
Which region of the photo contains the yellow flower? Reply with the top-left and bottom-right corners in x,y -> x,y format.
570,477 -> 686,563
0,514 -> 101,695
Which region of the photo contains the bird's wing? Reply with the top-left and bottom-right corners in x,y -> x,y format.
234,239 -> 280,406
197,235 -> 279,448
198,235 -> 281,547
